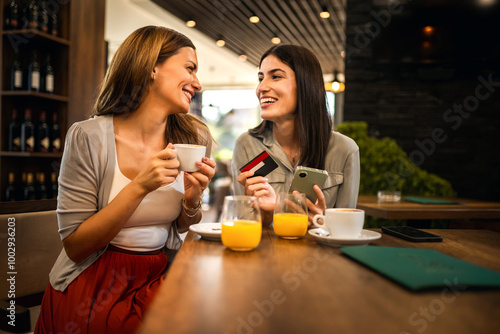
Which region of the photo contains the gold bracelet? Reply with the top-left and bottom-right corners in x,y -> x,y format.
182,197 -> 202,217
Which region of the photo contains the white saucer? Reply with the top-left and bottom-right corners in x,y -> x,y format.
308,228 -> 381,247
189,223 -> 222,241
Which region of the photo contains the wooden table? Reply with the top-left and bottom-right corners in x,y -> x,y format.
356,195 -> 500,220
140,228 -> 500,334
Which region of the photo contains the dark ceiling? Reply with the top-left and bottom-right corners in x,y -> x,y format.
152,0 -> 346,75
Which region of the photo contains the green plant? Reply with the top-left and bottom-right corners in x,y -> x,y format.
336,122 -> 455,227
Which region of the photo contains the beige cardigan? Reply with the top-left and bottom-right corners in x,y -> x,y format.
49,115 -> 185,292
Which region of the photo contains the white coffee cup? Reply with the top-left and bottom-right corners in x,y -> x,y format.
312,208 -> 365,239
173,144 -> 206,172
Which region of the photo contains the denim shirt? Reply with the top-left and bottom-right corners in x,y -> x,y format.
231,128 -> 360,208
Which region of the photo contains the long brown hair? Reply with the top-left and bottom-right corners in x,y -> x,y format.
250,45 -> 332,169
93,25 -> 211,146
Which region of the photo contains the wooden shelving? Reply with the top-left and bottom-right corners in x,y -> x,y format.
0,0 -> 70,209
0,0 -> 106,213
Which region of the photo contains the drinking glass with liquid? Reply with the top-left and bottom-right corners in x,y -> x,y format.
273,192 -> 308,239
221,196 -> 262,251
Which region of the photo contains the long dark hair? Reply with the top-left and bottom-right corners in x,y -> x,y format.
93,25 -> 211,146
249,45 -> 332,169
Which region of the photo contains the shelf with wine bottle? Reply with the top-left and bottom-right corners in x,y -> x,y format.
0,0 -> 70,210
1,0 -> 106,211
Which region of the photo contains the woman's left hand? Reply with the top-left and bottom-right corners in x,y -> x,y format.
304,185 -> 327,227
183,157 -> 216,208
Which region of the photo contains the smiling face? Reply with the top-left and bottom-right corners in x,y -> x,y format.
256,55 -> 297,122
152,47 -> 201,114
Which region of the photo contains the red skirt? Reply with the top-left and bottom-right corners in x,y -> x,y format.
35,247 -> 168,334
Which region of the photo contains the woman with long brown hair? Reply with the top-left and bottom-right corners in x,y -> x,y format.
36,26 -> 215,333
232,44 -> 360,226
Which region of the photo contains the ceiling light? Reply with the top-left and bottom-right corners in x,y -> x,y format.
476,0 -> 497,7
341,50 -> 345,58
271,36 -> 281,44
249,15 -> 260,23
320,7 -> 330,19
238,54 -> 248,62
216,38 -> 226,47
330,70 -> 345,93
186,20 -> 196,28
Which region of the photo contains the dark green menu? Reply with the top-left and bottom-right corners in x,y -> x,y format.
402,196 -> 460,204
340,246 -> 500,291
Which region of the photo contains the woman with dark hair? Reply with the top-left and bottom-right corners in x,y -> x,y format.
231,44 -> 359,226
35,26 -> 215,333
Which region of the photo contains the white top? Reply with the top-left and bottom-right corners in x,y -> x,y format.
108,151 -> 184,251
50,115 -> 187,292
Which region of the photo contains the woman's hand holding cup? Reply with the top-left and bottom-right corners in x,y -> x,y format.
132,143 -> 179,193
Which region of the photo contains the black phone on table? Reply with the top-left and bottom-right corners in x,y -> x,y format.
381,226 -> 443,242
289,166 -> 328,203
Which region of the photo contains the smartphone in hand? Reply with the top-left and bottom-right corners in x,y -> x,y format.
382,226 -> 443,242
289,166 -> 328,202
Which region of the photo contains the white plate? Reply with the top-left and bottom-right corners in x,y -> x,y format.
189,223 -> 222,241
308,228 -> 381,247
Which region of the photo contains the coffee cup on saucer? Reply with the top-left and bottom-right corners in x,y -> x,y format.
312,208 -> 365,239
173,144 -> 206,172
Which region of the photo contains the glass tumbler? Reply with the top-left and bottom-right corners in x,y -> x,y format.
221,196 -> 262,251
273,192 -> 308,239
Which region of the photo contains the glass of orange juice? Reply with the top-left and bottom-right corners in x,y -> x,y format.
273,192 -> 308,239
221,196 -> 262,251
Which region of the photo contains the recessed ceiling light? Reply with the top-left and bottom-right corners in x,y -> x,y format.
186,20 -> 196,28
271,36 -> 281,44
320,7 -> 330,19
239,54 -> 248,62
216,38 -> 226,47
249,15 -> 260,23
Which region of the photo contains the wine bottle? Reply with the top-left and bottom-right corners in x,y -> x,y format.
19,1 -> 28,29
49,11 -> 58,36
50,172 -> 58,199
21,109 -> 34,152
28,49 -> 41,92
10,53 -> 23,90
27,0 -> 38,30
24,172 -> 36,200
35,172 -> 48,200
5,0 -> 20,30
8,109 -> 21,151
5,172 -> 17,202
21,172 -> 27,191
38,0 -> 49,33
43,53 -> 54,93
50,112 -> 61,152
36,110 -> 50,152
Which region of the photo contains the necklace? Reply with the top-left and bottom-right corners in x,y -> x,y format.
287,149 -> 300,165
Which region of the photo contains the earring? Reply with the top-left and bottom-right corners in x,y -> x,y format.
152,74 -> 155,80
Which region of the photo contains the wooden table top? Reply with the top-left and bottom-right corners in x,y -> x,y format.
140,228 -> 500,334
356,195 -> 500,220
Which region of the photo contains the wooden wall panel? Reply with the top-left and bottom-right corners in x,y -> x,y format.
69,0 -> 106,125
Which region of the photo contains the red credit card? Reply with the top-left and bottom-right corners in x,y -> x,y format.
239,151 -> 279,177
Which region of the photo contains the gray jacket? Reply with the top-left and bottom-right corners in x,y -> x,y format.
49,115 -> 182,292
231,129 -> 360,208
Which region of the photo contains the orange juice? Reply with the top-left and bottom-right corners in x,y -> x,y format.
221,220 -> 262,251
273,213 -> 308,239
